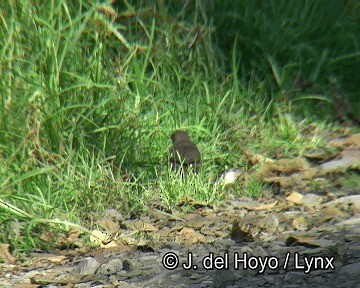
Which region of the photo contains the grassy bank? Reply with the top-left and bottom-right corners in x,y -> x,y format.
0,0 -> 359,253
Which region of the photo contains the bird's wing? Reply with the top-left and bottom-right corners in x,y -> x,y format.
171,142 -> 200,164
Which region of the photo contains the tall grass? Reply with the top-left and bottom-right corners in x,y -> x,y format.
211,0 -> 360,117
0,0 -> 237,252
0,0 -> 356,253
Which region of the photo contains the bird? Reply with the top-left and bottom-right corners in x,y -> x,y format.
168,131 -> 201,173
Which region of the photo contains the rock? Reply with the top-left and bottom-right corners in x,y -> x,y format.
339,262 -> 360,277
286,191 -> 304,204
292,216 -> 310,231
318,149 -> 360,174
96,258 -> 124,276
327,195 -> 360,211
284,271 -> 309,283
321,206 -> 347,220
212,268 -> 236,288
74,257 -> 100,276
301,193 -> 323,209
216,168 -> 244,185
258,214 -> 279,233
335,216 -> 360,227
286,192 -> 323,209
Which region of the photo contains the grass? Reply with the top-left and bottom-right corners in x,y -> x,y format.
343,172 -> 360,190
0,0 -> 359,254
211,0 -> 360,118
156,167 -> 221,208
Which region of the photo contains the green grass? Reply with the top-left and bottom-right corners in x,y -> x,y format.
343,172 -> 360,190
0,0 -> 359,254
211,0 -> 360,118
156,168 -> 221,208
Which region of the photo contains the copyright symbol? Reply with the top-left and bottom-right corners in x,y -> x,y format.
162,252 -> 179,270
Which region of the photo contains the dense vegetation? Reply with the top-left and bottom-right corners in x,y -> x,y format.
0,0 -> 359,253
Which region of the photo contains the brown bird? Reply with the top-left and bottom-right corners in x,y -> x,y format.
169,131 -> 201,173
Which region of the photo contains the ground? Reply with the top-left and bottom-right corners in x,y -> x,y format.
1,133 -> 360,288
